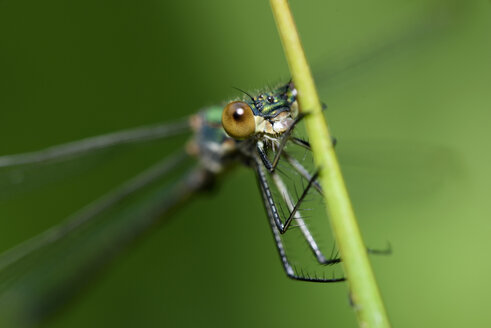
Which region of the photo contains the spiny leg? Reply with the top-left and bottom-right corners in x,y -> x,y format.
256,160 -> 344,282
255,136 -> 319,190
255,156 -> 289,233
255,159 -> 340,266
255,118 -> 336,174
290,136 -> 337,150
256,143 -> 273,171
257,137 -> 389,264
282,151 -> 322,194
282,150 -> 393,258
276,135 -> 335,193
280,170 -> 320,234
269,215 -> 344,283
271,169 -> 342,266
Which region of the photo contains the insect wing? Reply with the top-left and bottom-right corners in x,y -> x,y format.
0,119 -> 191,201
0,152 -> 206,327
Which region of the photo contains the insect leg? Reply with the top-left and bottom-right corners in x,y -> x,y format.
255,156 -> 288,232
255,158 -> 340,266
255,122 -> 335,174
290,136 -> 337,150
282,151 -> 322,194
280,170 -> 320,234
269,214 -> 344,282
282,151 -> 392,259
256,143 -> 273,171
269,113 -> 306,172
270,169 -> 341,265
255,159 -> 344,282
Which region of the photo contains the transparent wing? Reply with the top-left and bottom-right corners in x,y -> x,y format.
0,119 -> 190,168
336,138 -> 464,210
0,118 -> 191,200
0,0 -> 467,323
313,0 -> 465,89
0,151 -> 210,327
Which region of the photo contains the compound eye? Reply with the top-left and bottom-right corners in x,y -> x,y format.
222,101 -> 255,139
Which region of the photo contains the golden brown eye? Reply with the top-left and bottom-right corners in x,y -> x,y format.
222,101 -> 255,139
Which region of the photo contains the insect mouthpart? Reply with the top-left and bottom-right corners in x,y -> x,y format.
255,111 -> 295,137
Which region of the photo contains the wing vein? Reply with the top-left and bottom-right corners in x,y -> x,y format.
0,119 -> 190,168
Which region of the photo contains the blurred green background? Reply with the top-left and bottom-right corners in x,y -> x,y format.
0,0 -> 490,327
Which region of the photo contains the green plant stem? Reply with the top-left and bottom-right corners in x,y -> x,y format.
269,1 -> 391,327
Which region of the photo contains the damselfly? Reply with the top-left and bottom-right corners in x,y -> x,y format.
0,76 -> 452,325
0,80 -> 349,323
0,1 -> 463,326
0,80 -> 343,282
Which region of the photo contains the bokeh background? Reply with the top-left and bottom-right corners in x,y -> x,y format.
0,0 -> 490,327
